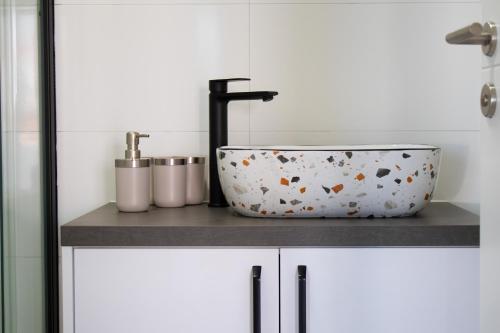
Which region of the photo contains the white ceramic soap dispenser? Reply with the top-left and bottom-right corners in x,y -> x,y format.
115,131 -> 150,212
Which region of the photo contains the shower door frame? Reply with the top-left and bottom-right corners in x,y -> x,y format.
40,0 -> 59,331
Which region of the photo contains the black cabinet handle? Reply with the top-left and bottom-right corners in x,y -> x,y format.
252,266 -> 262,333
298,265 -> 307,333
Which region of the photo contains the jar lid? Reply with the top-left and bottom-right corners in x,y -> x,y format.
154,156 -> 187,166
187,156 -> 205,164
115,158 -> 150,168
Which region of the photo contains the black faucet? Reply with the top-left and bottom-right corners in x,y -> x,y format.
209,78 -> 278,207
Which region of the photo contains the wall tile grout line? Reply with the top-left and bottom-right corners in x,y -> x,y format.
54,2 -> 250,5
56,129 -> 480,133
54,1 -> 480,5
248,1 -> 479,3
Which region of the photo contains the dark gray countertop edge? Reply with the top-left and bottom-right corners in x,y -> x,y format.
61,202 -> 479,247
61,225 -> 479,247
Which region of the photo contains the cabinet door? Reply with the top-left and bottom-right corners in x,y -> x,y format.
281,248 -> 479,333
73,248 -> 279,333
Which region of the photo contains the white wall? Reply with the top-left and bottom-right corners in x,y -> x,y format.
55,0 -> 481,224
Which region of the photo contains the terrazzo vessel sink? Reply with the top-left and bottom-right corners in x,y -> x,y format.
217,145 -> 440,218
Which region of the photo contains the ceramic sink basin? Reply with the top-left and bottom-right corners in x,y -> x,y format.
217,145 -> 440,218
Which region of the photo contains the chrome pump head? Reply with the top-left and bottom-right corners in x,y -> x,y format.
125,131 -> 149,159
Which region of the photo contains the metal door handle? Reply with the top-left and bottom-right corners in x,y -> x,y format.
252,266 -> 261,333
298,265 -> 307,333
446,22 -> 497,56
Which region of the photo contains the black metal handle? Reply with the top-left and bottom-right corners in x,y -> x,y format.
209,78 -> 250,83
252,266 -> 262,333
209,78 -> 250,93
298,265 -> 307,333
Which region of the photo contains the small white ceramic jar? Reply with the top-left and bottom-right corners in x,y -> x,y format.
154,157 -> 187,208
186,156 -> 206,205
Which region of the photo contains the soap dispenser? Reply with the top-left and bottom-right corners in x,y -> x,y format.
115,131 -> 151,212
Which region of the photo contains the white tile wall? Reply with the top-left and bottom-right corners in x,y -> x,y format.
56,0 -> 481,223
249,4 -> 481,132
55,4 -> 250,132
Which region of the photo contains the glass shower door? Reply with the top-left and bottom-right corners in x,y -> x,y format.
0,0 -> 46,331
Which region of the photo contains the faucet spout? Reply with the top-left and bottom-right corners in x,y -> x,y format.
208,78 -> 278,207
214,91 -> 278,102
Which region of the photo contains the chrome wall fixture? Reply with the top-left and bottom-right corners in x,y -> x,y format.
481,83 -> 497,118
446,22 -> 497,57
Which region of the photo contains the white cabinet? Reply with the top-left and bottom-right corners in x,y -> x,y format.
62,247 -> 478,333
64,248 -> 279,333
280,248 -> 479,333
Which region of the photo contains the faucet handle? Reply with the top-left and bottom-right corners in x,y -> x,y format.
209,78 -> 250,93
210,78 -> 250,82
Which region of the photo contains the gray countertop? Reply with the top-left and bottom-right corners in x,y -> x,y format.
61,202 -> 479,247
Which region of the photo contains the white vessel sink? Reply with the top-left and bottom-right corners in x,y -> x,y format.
217,145 -> 440,218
